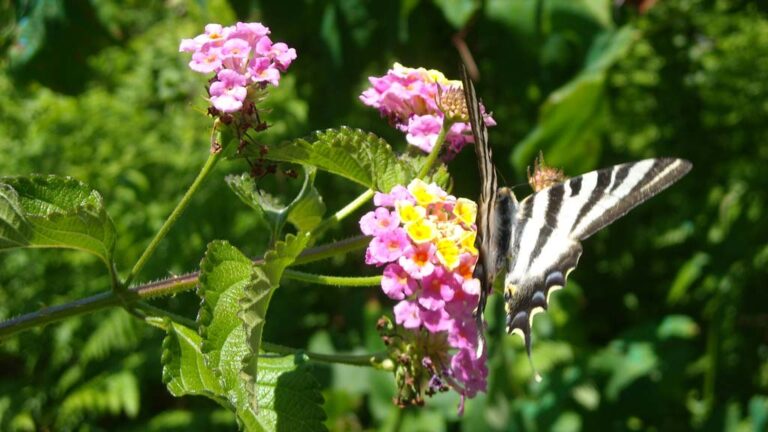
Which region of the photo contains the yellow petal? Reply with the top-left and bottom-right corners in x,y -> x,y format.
405,219 -> 437,244
436,238 -> 460,270
407,179 -> 438,206
396,200 -> 425,224
459,230 -> 478,255
453,198 -> 477,226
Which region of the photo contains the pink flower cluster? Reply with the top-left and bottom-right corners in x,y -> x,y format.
360,179 -> 487,407
360,63 -> 495,159
179,22 -> 297,113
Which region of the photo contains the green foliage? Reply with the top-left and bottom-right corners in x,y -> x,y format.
251,127 -> 413,193
226,168 -> 325,237
192,237 -> 320,430
0,175 -> 116,266
240,233 -> 312,413
162,321 -> 326,432
512,27 -> 637,174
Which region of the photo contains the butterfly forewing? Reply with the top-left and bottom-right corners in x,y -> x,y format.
461,66 -> 505,321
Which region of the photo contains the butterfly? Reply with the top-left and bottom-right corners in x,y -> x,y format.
460,66 -> 692,378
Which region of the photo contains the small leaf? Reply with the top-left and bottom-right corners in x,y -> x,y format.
666,253 -> 710,305
403,155 -> 452,190
240,232 -> 311,414
246,127 -> 413,193
286,186 -> 325,233
512,27 -> 637,174
226,167 -> 326,236
162,321 -> 327,431
0,175 -> 117,265
656,315 -> 699,340
161,321 -> 227,405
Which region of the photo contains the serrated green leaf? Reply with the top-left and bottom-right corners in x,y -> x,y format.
248,127 -> 413,193
226,167 -> 325,237
197,241 -> 253,380
240,232 -> 311,414
0,175 -> 117,265
196,239 -> 323,431
162,322 -> 327,431
512,27 -> 637,174
161,321 -> 227,405
255,355 -> 327,431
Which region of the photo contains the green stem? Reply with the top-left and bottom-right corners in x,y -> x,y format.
0,236 -> 368,340
312,189 -> 375,236
293,235 -> 370,266
262,342 -> 391,368
284,269 -> 381,287
123,149 -> 221,288
417,119 -> 453,179
135,301 -> 199,329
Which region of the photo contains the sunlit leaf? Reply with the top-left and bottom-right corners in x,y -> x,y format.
240,232 -> 311,413
0,175 -> 117,265
162,322 -> 327,431
161,321 -> 227,404
247,127 -> 413,193
656,315 -> 699,340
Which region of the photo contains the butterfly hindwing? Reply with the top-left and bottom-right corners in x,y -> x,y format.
504,159 -> 692,358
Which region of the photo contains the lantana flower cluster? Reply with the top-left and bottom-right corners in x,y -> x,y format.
179,22 -> 297,114
360,179 -> 487,410
360,63 -> 496,160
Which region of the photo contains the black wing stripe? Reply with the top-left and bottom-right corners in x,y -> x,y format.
572,168 -> 612,234
524,184 -> 564,269
609,163 -> 631,193
569,176 -> 582,196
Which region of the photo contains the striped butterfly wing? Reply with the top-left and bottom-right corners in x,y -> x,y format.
461,65 -> 504,328
503,158 -> 692,371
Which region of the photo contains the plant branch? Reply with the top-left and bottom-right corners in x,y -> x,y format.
283,269 -> 381,286
0,235 -> 369,341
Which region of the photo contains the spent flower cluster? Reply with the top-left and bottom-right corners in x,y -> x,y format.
360,179 -> 488,411
360,63 -> 496,160
180,22 -> 297,114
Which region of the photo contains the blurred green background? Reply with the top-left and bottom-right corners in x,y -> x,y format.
1,0 -> 767,430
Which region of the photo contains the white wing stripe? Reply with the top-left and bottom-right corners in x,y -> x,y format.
572,160 -> 655,237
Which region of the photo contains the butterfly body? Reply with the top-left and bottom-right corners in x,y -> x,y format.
460,66 -> 692,369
